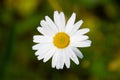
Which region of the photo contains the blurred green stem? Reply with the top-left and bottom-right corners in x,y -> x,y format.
0,25 -> 16,80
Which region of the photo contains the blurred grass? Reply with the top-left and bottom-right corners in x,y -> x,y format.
0,0 -> 120,80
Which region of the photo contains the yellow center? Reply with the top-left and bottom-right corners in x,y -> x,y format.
53,32 -> 70,49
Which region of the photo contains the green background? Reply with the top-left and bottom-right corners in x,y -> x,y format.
0,0 -> 120,80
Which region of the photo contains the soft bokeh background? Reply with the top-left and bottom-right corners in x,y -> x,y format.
0,0 -> 120,80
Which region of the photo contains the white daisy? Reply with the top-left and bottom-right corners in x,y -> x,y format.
32,11 -> 91,69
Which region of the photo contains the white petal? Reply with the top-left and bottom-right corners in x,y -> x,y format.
33,35 -> 52,43
37,26 -> 54,37
36,50 -> 45,60
32,43 -> 51,51
43,47 -> 56,62
52,51 -> 58,68
54,11 -> 61,31
56,53 -> 60,69
65,13 -> 76,33
70,40 -> 92,47
58,50 -> 64,69
66,47 -> 79,65
40,20 -> 47,28
52,50 -> 64,69
37,26 -> 46,35
33,43 -> 52,55
70,35 -> 89,42
70,20 -> 83,36
64,49 -> 70,68
32,43 -> 43,50
40,20 -> 53,33
36,45 -> 51,60
75,28 -> 90,35
40,20 -> 55,36
37,27 -> 50,36
45,16 -> 58,33
59,12 -> 65,31
55,50 -> 61,69
72,47 -> 83,59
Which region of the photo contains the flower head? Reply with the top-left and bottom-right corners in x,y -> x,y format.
32,11 -> 91,69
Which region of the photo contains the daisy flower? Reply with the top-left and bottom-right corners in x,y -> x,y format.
32,11 -> 91,69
